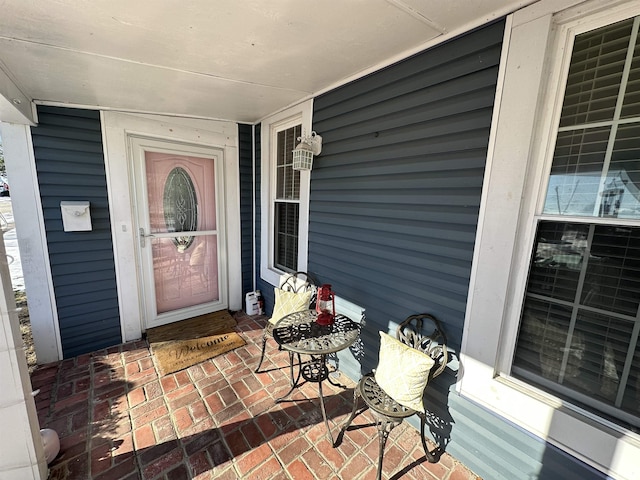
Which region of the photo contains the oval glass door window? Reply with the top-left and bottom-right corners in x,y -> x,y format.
163,167 -> 198,252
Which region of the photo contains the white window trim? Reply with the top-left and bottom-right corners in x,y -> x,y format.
260,100 -> 313,287
459,2 -> 640,480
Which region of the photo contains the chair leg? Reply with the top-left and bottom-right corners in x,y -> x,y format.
254,332 -> 268,373
340,381 -> 362,434
419,413 -> 440,463
333,381 -> 364,447
375,418 -> 396,480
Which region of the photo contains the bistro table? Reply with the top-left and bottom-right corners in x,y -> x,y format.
272,309 -> 360,443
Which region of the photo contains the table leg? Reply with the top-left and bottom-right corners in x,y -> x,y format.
317,377 -> 335,445
288,352 -> 301,386
306,355 -> 335,444
275,353 -> 340,444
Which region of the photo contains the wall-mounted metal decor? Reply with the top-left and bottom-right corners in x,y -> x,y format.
163,167 -> 198,252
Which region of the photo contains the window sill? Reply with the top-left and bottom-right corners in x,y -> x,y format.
260,267 -> 283,289
458,359 -> 640,480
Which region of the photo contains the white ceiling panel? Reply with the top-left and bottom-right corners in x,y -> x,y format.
0,0 -> 537,123
0,39 -> 301,123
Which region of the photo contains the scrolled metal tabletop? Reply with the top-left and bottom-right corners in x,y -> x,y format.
273,310 -> 360,355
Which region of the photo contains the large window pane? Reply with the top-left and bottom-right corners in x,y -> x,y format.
584,225 -> 640,315
514,221 -> 640,428
527,222 -> 587,302
607,123 -> 640,218
515,298 -> 574,380
544,124 -> 640,219
621,22 -> 640,118
570,310 -> 633,403
544,127 -> 609,214
274,202 -> 299,271
560,18 -> 632,127
276,126 -> 301,200
623,346 -> 640,416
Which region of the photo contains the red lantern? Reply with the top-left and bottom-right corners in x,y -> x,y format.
316,284 -> 336,325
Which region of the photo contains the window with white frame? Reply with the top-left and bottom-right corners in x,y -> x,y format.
273,124 -> 302,271
260,101 -> 312,286
460,3 -> 640,478
513,16 -> 640,431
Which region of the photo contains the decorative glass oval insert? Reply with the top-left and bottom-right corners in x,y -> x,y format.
163,167 -> 198,252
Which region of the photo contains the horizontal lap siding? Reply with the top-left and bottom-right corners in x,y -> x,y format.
310,23 -> 504,364
239,123 -> 254,296
255,125 -> 262,285
31,106 -> 121,358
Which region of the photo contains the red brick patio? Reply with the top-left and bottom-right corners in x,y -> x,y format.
30,311 -> 480,480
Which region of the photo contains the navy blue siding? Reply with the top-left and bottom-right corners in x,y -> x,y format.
255,126 -> 263,297
238,123 -> 254,297
255,126 -> 273,305
309,23 -> 506,359
31,106 -> 121,358
303,20 -> 604,480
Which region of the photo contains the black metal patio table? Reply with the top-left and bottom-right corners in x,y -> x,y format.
272,309 -> 360,443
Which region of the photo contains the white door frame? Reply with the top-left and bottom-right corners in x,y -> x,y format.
102,112 -> 242,342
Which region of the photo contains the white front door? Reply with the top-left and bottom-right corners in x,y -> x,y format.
130,136 -> 228,328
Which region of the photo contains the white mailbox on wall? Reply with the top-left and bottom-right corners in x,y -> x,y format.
60,201 -> 91,232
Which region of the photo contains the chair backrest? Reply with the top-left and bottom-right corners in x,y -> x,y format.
396,313 -> 448,380
279,271 -> 319,309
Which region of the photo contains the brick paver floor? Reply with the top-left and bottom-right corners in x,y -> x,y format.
30,311 -> 480,480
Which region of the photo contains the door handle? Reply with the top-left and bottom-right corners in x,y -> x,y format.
139,228 -> 155,248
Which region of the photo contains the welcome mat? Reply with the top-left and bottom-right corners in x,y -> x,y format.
147,310 -> 246,376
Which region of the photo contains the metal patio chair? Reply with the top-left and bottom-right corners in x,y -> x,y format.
338,313 -> 448,480
254,271 -> 318,374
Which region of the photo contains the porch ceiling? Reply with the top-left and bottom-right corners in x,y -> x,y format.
0,0 -> 535,125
